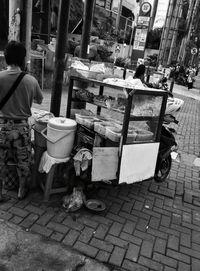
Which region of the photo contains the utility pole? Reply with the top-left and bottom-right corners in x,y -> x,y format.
50,0 -> 71,116
115,0 -> 123,32
74,0 -> 96,110
21,0 -> 33,71
39,0 -> 51,44
80,0 -> 96,58
128,20 -> 135,57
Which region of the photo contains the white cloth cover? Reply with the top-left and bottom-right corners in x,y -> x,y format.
38,151 -> 70,173
73,148 -> 92,176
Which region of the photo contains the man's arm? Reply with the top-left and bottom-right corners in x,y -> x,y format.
33,80 -> 43,104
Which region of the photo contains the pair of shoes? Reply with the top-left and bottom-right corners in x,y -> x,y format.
18,187 -> 29,200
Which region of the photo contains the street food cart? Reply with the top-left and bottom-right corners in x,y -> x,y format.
66,73 -> 168,185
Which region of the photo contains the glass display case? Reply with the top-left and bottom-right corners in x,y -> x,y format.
66,76 -> 168,184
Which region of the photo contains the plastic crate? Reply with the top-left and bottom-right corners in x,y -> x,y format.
105,126 -> 138,143
105,126 -> 153,143
94,121 -> 117,137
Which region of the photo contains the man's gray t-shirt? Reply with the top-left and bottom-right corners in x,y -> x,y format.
0,70 -> 43,119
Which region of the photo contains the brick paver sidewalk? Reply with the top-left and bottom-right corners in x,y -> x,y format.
0,85 -> 200,271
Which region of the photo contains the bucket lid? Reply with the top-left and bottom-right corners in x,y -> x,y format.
48,117 -> 77,130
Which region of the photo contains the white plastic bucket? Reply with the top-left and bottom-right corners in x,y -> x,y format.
33,111 -> 54,148
46,118 -> 77,158
34,120 -> 47,148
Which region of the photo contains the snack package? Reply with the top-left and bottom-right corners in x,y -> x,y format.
63,187 -> 85,212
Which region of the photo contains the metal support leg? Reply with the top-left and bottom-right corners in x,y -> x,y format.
44,164 -> 57,201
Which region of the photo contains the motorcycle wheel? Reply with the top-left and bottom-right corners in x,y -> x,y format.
154,155 -> 172,182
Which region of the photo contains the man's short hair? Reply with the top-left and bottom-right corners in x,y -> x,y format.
4,41 -> 26,67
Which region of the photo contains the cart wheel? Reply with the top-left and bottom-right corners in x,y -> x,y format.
154,155 -> 172,183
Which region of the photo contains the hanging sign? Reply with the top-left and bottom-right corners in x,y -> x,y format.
137,2 -> 151,26
191,48 -> 198,55
139,2 -> 151,16
131,2 -> 152,61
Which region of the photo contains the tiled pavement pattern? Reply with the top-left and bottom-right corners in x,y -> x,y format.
1,85 -> 200,271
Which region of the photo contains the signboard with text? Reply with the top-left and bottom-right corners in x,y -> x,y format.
131,2 -> 152,62
137,16 -> 150,27
133,28 -> 148,51
105,0 -> 112,10
96,0 -> 112,10
96,0 -> 105,8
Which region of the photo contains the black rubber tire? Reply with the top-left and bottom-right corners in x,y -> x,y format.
154,155 -> 172,183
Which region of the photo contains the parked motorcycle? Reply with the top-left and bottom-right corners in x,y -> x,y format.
165,97 -> 184,115
154,114 -> 180,182
175,74 -> 187,86
145,76 -> 183,182
158,77 -> 184,115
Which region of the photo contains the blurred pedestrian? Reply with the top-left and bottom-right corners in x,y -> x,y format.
186,66 -> 194,90
134,64 -> 146,83
192,65 -> 197,76
51,6 -> 58,33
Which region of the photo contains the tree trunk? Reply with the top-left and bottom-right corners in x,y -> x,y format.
9,0 -> 22,42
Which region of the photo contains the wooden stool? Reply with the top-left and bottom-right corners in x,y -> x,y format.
32,145 -> 46,188
40,162 -> 69,201
40,164 -> 67,201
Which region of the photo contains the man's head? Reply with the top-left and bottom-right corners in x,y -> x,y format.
4,41 -> 26,68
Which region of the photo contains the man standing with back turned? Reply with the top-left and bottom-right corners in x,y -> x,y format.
0,41 -> 43,200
